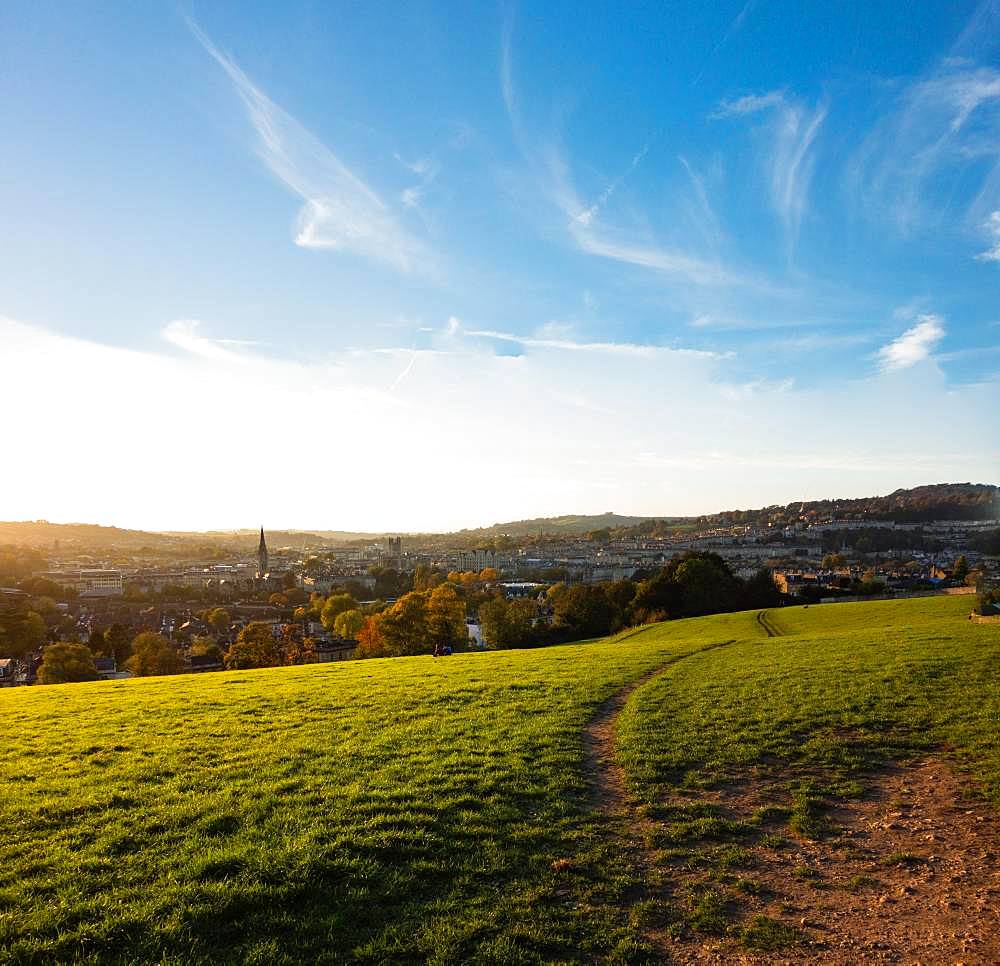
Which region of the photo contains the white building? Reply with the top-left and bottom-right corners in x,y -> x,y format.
39,570 -> 124,596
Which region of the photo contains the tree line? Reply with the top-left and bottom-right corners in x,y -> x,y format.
7,553 -> 787,681
479,553 -> 780,648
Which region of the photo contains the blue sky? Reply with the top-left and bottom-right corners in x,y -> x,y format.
1,1 -> 998,531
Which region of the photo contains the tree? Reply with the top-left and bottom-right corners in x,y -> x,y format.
552,584 -> 614,638
125,632 -> 183,677
87,628 -> 107,656
28,595 -> 59,616
37,643 -> 98,684
740,568 -> 783,610
104,623 -> 133,665
426,584 -> 466,651
268,592 -> 289,608
18,576 -> 68,598
630,570 -> 681,623
629,553 -> 742,623
190,636 -> 223,661
320,593 -> 357,632
604,580 -> 636,630
342,580 -> 368,601
953,555 -> 970,583
671,555 -> 739,616
333,608 -> 365,640
205,607 -> 231,634
224,622 -> 283,669
479,596 -> 512,649
0,547 -> 47,584
821,553 -> 846,569
412,564 -> 443,593
378,592 -> 429,655
479,595 -> 535,649
0,607 -> 47,658
356,613 -> 386,658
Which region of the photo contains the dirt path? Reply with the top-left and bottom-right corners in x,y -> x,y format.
756,610 -> 781,638
580,639 -> 738,959
583,640 -> 735,814
584,616 -> 775,813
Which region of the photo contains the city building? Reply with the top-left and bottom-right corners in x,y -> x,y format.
37,570 -> 124,597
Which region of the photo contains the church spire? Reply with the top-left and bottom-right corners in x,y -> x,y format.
256,527 -> 268,579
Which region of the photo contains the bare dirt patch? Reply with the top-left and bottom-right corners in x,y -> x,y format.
658,758 -> 1000,964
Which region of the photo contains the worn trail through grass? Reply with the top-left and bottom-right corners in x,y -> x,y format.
582,636 -> 743,957
583,638 -> 741,814
756,609 -> 782,638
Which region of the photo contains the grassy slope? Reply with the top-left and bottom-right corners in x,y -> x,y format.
610,596 -> 999,946
618,596 -> 1000,809
1,597 -> 995,963
0,623 -> 719,964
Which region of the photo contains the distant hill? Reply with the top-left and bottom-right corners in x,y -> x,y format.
0,521 -> 188,552
453,512 -> 660,538
0,522 -> 354,555
0,515 -> 663,553
0,483 -> 994,553
694,482 -> 999,528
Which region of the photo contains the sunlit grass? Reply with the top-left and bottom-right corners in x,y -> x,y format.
617,596 -> 1000,806
0,620 -> 719,963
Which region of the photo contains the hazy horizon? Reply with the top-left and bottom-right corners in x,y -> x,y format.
3,480 -> 996,537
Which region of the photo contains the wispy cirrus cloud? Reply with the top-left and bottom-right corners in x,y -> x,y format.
771,101 -> 827,245
711,89 -> 786,118
190,22 -> 431,274
677,155 -> 724,249
565,225 -> 739,287
693,0 -> 761,87
848,62 -> 1000,237
500,17 -> 752,290
465,327 -> 722,359
396,155 -> 441,210
976,210 -> 1000,261
877,314 -> 946,372
713,89 -> 826,250
573,145 -> 649,228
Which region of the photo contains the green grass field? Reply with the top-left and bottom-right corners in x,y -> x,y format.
1,596 -> 995,963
